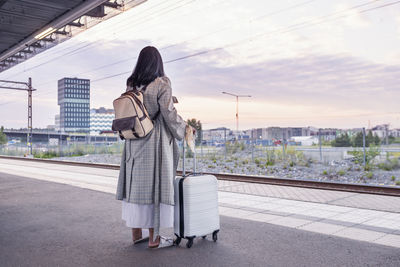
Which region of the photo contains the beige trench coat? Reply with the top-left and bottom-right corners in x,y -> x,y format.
116,76 -> 186,239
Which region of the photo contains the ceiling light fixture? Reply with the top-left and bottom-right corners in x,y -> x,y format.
34,27 -> 57,40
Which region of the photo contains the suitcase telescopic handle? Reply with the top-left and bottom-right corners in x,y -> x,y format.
182,131 -> 196,177
182,138 -> 186,177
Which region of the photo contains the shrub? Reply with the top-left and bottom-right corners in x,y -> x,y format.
33,150 -> 59,159
364,164 -> 373,172
265,160 -> 275,166
396,181 -> 400,186
349,146 -> 380,165
377,159 -> 399,171
366,172 -> 373,179
225,142 -> 243,155
391,176 -> 396,181
240,143 -> 246,151
322,170 -> 328,175
265,149 -> 276,165
338,170 -> 346,176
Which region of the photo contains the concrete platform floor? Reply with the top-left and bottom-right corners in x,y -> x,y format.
1,173 -> 400,267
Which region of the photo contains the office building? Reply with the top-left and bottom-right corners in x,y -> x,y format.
58,77 -> 90,133
90,107 -> 114,135
55,114 -> 60,131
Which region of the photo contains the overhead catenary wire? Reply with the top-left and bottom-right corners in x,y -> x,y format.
22,0 -> 341,90
4,0 -> 395,103
4,0 -> 318,84
3,0 -> 196,79
44,0 -> 400,88
0,0 -> 398,106
4,0 -> 187,66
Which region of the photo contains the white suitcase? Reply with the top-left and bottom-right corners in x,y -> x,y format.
174,141 -> 220,248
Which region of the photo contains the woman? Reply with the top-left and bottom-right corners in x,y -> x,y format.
116,46 -> 192,248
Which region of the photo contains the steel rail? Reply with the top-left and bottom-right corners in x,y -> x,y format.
1,155 -> 399,197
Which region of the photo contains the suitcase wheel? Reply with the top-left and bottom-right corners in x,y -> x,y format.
202,235 -> 207,239
212,230 -> 219,242
174,236 -> 181,246
186,237 -> 194,248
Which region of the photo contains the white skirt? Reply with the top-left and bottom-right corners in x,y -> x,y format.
122,200 -> 174,228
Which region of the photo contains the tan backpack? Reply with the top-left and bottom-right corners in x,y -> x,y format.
112,88 -> 154,140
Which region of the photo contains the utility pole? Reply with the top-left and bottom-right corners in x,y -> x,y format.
222,92 -> 251,136
318,128 -> 322,162
282,129 -> 286,159
27,78 -> 33,155
0,78 -> 36,156
385,124 -> 389,145
224,128 -> 227,160
362,127 -> 366,167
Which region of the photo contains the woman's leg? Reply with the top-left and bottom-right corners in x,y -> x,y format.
148,228 -> 160,247
132,228 -> 142,242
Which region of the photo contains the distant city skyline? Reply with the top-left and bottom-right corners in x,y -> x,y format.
1,0 -> 399,129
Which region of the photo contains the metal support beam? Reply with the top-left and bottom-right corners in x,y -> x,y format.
20,49 -> 33,54
0,0 -> 109,62
30,43 -> 43,48
55,30 -> 69,35
103,2 -> 123,9
42,37 -> 56,43
67,21 -> 84,27
28,78 -> 33,155
0,78 -> 36,156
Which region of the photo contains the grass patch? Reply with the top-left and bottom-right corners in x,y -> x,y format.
33,150 -> 59,159
365,172 -> 373,179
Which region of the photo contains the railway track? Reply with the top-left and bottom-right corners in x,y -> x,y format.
1,155 -> 399,197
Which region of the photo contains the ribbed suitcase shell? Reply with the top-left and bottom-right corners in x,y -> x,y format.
174,174 -> 220,238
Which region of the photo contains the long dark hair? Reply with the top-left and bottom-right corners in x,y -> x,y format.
126,46 -> 165,89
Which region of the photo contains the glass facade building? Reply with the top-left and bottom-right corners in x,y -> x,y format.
58,77 -> 90,133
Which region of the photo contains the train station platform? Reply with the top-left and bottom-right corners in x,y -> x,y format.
1,157 -> 400,266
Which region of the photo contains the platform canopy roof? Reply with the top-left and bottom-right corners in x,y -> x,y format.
0,0 -> 145,73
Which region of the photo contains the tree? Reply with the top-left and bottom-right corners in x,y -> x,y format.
186,118 -> 202,145
367,130 -> 374,146
331,133 -> 351,147
373,133 -> 381,145
0,126 -> 7,145
352,131 -> 368,147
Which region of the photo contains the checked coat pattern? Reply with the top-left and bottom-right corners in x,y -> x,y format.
116,76 -> 186,240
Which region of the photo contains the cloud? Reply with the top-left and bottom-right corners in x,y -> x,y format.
1,38 -> 400,129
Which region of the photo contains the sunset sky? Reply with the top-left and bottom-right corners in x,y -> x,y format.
1,0 -> 400,130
